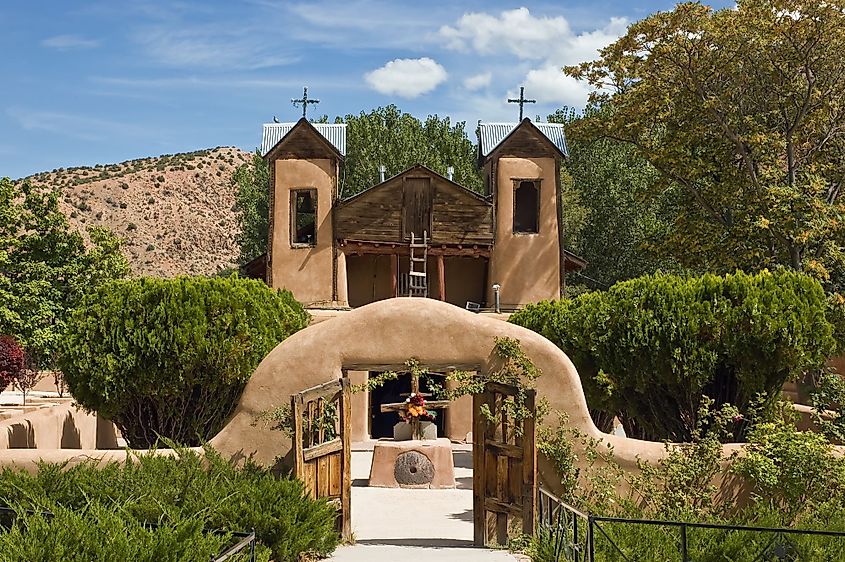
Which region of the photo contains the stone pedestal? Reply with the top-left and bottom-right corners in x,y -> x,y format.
368,437 -> 456,489
393,420 -> 437,441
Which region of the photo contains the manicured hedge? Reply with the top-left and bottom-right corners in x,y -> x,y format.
0,447 -> 339,561
58,276 -> 309,447
511,270 -> 836,441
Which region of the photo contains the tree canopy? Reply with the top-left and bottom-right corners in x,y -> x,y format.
567,0 -> 845,290
338,105 -> 481,197
0,178 -> 129,367
549,108 -> 680,289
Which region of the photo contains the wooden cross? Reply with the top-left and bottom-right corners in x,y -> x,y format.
508,86 -> 536,121
291,87 -> 320,119
380,369 -> 450,440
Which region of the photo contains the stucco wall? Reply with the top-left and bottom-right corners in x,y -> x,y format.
0,403 -> 119,450
270,158 -> 336,305
209,298 -> 703,491
488,157 -> 561,307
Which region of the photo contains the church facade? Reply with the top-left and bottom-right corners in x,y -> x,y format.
258,117 -> 585,311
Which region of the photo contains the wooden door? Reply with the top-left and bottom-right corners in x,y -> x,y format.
473,381 -> 537,547
292,377 -> 351,539
402,177 -> 433,240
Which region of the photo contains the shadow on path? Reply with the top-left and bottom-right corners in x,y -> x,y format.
356,538 -> 475,548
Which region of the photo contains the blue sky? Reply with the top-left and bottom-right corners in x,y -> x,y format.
0,1 -> 732,179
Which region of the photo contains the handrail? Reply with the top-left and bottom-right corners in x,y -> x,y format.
211,529 -> 256,562
535,486 -> 845,562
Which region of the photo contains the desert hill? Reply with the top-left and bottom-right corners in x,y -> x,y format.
23,147 -> 253,277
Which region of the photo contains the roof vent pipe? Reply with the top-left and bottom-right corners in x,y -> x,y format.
447,166 -> 454,181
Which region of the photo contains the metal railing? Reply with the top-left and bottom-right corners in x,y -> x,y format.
537,487 -> 845,562
0,505 -> 256,561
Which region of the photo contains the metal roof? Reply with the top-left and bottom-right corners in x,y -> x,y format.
477,122 -> 569,157
261,122 -> 347,156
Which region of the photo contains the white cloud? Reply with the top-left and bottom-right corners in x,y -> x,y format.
521,65 -> 592,108
463,72 -> 492,91
440,7 -> 627,65
364,58 -> 448,98
41,35 -> 100,50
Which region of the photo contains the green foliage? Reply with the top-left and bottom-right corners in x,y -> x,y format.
732,420 -> 845,521
339,105 -> 482,197
0,446 -> 339,561
0,505 -> 255,562
809,371 -> 845,442
511,270 -> 836,441
567,1 -> 845,290
530,403 -> 845,561
0,178 -> 129,367
58,276 -> 309,447
549,108 -> 680,289
232,150 -> 270,264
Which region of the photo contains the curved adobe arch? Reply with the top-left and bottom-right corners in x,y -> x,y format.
210,297 -> 671,483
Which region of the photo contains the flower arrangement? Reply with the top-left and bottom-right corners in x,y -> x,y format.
400,393 -> 436,423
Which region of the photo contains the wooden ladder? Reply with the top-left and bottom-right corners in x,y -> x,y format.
408,231 -> 428,297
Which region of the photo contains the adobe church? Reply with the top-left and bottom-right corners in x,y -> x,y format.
256,115 -> 585,311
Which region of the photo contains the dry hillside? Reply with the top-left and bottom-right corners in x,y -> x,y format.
24,147 -> 252,277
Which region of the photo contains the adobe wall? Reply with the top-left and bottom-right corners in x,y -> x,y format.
270,158 -> 336,305
0,403 -> 120,451
209,298 -> 684,490
488,157 -> 561,307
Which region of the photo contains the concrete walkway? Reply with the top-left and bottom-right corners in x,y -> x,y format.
328,446 -> 521,562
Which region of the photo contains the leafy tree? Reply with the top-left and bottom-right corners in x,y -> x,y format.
549,108 -> 680,289
511,270 -> 836,442
567,1 -> 845,290
233,150 -> 269,264
58,276 -> 309,447
0,335 -> 24,393
0,178 -> 129,367
339,105 -> 482,197
233,106 -> 482,263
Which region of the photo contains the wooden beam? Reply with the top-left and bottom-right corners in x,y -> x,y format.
303,438 -> 343,462
339,239 -> 491,258
437,254 -> 446,301
391,254 -> 398,297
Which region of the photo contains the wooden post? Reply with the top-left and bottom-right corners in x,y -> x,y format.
437,254 -> 446,301
391,254 -> 398,297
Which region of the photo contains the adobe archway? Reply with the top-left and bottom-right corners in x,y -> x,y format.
210,297 -> 671,487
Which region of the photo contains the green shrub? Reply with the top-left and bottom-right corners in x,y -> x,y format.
0,505 -> 255,562
58,276 -> 309,447
0,447 -> 338,561
530,406 -> 845,562
512,270 -> 836,442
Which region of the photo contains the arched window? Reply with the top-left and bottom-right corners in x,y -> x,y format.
513,181 -> 539,234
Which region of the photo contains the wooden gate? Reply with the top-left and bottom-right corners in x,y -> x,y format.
292,377 -> 351,539
472,381 -> 537,546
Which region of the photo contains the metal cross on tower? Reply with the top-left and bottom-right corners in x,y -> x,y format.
508,86 -> 536,121
291,87 -> 320,119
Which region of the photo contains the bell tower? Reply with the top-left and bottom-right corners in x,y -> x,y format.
263,118 -> 346,306
479,119 -> 568,308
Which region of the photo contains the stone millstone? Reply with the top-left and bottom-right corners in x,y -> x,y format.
393,451 -> 435,486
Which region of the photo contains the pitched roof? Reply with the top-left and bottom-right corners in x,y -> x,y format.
338,163 -> 489,205
477,120 -> 569,158
261,121 -> 346,156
